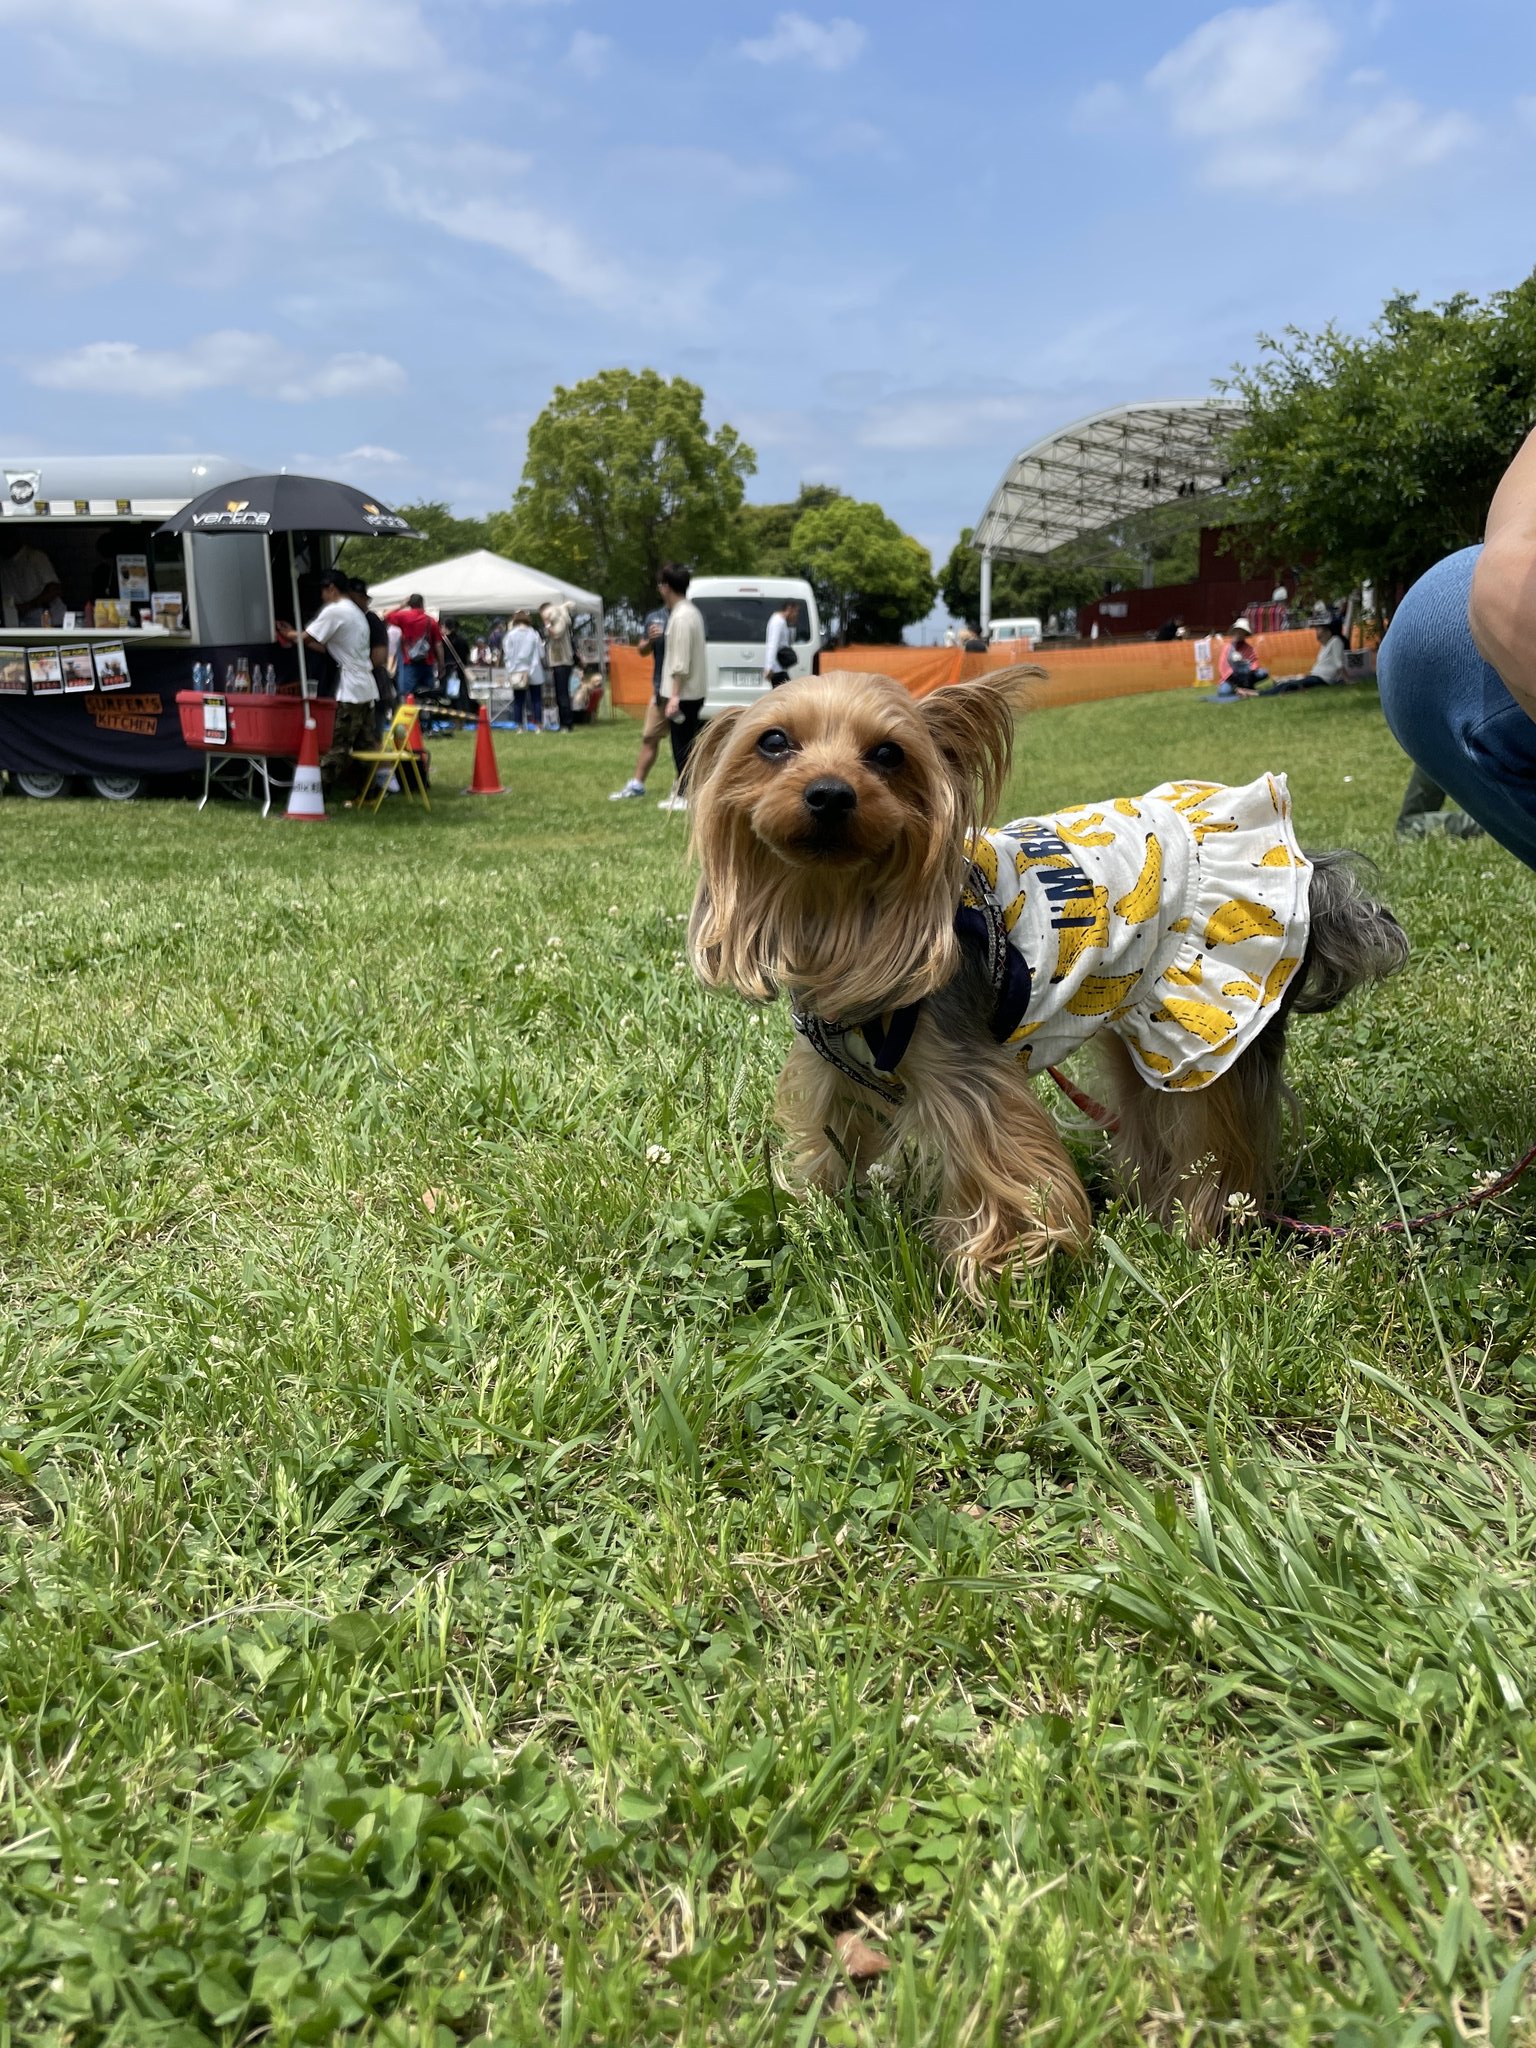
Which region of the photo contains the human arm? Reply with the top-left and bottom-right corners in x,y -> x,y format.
1469,426 -> 1536,719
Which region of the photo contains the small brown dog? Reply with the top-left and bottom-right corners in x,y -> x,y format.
686,668 -> 1407,1291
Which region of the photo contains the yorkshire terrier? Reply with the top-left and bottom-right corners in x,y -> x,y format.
686,668 -> 1408,1291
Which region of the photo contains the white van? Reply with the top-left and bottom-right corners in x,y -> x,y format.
688,576 -> 823,716
987,616 -> 1042,648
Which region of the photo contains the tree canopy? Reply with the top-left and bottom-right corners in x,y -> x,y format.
1222,274 -> 1536,600
495,369 -> 756,615
339,501 -> 494,586
738,483 -> 843,578
788,497 -> 936,643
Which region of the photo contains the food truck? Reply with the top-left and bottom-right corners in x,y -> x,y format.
0,454 -> 350,799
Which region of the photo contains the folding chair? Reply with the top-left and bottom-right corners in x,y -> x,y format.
350,701 -> 431,814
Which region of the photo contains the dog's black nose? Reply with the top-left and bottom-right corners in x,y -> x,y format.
803,777 -> 857,818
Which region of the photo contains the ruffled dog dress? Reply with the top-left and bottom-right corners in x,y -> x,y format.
793,775 -> 1312,1099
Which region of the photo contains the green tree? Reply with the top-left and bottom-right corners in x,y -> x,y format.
789,497 -> 936,644
495,369 -> 756,615
740,483 -> 843,576
1222,274 -> 1536,601
338,501 -> 494,586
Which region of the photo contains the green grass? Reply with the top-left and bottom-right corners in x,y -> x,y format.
1,687 -> 1535,2047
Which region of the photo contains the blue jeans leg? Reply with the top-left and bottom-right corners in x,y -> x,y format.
1377,546 -> 1536,872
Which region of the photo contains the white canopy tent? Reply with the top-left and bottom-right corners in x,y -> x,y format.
363,548 -> 602,620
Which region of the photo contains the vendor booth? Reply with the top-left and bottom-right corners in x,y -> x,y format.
0,454 -> 413,800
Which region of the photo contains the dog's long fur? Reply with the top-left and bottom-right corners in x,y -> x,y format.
687,670 -> 1408,1291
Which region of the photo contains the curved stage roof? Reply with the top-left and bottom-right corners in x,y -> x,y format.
971,398 -> 1247,558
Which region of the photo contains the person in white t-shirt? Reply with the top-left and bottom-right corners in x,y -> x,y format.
763,596 -> 799,688
275,566 -> 378,787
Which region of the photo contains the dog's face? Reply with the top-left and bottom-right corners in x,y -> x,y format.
687,667 -> 1036,1012
700,674 -> 950,875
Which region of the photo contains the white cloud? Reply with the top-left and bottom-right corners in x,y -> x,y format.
740,12 -> 866,72
1070,81 -> 1129,132
0,134 -> 170,206
858,392 -> 1049,452
1146,1 -> 1474,196
336,444 -> 405,464
0,0 -> 440,71
29,331 -> 406,403
384,146 -> 640,312
1148,2 -> 1334,138
567,29 -> 611,78
1222,95 -> 1474,196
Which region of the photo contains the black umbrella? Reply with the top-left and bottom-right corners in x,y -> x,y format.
157,472 -> 422,540
158,473 -> 422,703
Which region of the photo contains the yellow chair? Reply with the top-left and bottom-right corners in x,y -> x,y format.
350,701 -> 430,814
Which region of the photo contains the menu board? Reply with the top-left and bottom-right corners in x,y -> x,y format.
0,649 -> 28,694
60,644 -> 96,693
117,554 -> 150,603
28,648 -> 63,695
93,641 -> 129,690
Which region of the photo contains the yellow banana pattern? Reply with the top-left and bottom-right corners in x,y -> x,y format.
978,774 -> 1311,1093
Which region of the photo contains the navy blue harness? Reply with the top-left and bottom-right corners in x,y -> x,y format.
790,861 -> 1034,1107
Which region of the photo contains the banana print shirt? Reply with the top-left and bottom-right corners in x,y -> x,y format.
972,775 -> 1312,1090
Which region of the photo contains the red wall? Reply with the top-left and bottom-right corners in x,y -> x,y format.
1075,528 -> 1287,639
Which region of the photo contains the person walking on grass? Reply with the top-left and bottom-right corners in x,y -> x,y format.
503,610 -> 545,733
276,566 -> 377,790
655,562 -> 707,812
610,605 -> 670,800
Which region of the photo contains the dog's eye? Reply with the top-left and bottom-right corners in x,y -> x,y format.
866,741 -> 906,772
756,727 -> 793,759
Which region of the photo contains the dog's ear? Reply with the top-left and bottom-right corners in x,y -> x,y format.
919,666 -> 1040,821
682,705 -> 744,800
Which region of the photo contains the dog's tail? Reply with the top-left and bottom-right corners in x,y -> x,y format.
1292,850 -> 1409,1015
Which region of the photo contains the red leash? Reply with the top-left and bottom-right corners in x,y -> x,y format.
1044,1064 -> 1536,1242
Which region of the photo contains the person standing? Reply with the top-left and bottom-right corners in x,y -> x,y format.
348,576 -> 396,732
541,599 -> 575,730
384,593 -> 442,704
656,562 -> 707,812
503,610 -> 545,733
276,567 -> 377,789
610,605 -> 670,800
763,595 -> 799,688
0,532 -> 62,626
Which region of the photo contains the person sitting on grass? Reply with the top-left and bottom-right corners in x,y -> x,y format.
1217,620 -> 1267,697
1258,613 -> 1350,695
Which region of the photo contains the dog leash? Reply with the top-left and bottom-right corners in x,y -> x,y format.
1044,1063 -> 1536,1241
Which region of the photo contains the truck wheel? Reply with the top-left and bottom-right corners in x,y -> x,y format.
13,771 -> 69,800
89,774 -> 143,802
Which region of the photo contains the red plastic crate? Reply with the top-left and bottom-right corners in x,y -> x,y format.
176,692 -> 337,755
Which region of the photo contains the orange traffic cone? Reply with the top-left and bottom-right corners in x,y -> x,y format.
284,711 -> 326,822
404,694 -> 426,756
466,703 -> 505,795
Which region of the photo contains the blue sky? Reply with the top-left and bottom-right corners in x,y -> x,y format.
5,0 -> 1535,572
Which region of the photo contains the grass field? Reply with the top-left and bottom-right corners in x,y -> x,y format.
3,684 -> 1536,2047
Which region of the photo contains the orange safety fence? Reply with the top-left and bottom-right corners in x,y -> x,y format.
606,627 -> 1327,715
